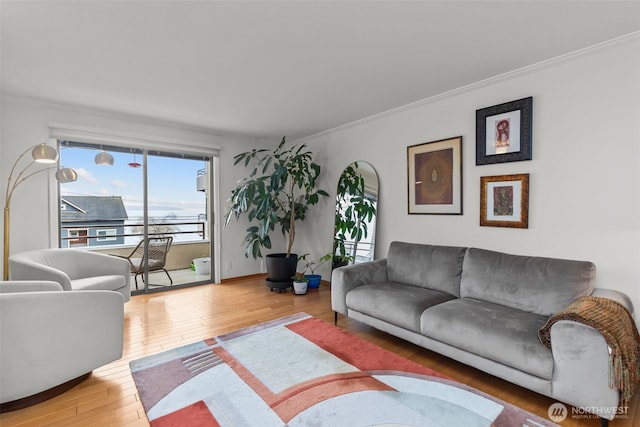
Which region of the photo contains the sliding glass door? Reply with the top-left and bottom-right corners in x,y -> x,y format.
58,141 -> 214,294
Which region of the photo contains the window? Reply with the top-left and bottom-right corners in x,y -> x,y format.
57,139 -> 216,291
96,229 -> 117,242
68,229 -> 88,247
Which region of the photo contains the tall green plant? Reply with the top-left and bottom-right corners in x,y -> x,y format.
333,162 -> 377,263
224,137 -> 329,259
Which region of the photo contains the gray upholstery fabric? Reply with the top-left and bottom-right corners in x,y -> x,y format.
347,282 -> 455,332
550,320 -> 620,420
460,248 -> 595,316
331,241 -> 633,416
349,310 -> 553,397
331,258 -> 388,315
421,298 -> 553,379
387,241 -> 466,297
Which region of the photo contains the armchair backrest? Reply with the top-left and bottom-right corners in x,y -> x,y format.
125,237 -> 173,272
0,280 -> 63,293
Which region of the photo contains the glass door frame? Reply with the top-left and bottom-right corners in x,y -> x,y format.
48,125 -> 221,294
136,149 -> 216,294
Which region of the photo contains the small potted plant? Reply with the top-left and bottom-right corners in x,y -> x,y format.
298,253 -> 332,289
291,272 -> 309,295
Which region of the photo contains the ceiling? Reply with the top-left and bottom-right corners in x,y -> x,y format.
2,1 -> 639,141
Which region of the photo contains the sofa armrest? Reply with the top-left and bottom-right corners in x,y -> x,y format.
0,280 -> 63,293
550,320 -> 620,419
331,258 -> 388,315
0,290 -> 124,403
591,288 -> 635,317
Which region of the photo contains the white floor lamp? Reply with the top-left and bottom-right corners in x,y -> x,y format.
3,144 -> 77,280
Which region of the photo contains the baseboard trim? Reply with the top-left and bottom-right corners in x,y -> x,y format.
220,273 -> 267,283
220,275 -> 330,286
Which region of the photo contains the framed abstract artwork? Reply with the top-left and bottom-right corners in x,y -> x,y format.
480,173 -> 529,228
476,96 -> 533,165
407,136 -> 462,215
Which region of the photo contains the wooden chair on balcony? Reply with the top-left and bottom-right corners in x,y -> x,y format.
113,236 -> 173,289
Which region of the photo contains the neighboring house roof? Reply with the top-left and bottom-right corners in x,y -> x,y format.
61,196 -> 128,222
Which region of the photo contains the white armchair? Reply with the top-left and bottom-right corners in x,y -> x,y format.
0,280 -> 124,411
9,248 -> 131,302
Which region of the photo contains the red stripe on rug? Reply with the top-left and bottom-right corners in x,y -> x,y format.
273,372 -> 395,422
150,400 -> 220,427
287,317 -> 450,379
213,346 -> 278,402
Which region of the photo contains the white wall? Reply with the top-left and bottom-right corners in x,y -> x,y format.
2,35 -> 639,309
300,35 -> 640,312
0,96 -> 264,280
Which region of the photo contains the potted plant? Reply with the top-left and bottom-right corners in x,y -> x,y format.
291,272 -> 309,295
224,137 -> 329,291
298,252 -> 332,289
333,162 -> 377,267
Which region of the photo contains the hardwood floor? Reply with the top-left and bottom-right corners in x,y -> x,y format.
1,275 -> 638,426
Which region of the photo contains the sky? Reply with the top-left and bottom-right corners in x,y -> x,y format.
59,146 -> 208,220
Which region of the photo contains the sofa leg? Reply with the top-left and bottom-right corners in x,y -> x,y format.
334,311 -> 338,326
600,418 -> 609,427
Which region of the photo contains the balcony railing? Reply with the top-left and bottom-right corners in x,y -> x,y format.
60,221 -> 206,246
60,221 -> 211,274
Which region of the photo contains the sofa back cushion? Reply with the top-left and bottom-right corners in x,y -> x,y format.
460,248 -> 596,316
387,241 -> 466,297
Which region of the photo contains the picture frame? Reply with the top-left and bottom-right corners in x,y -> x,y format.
480,173 -> 529,228
407,136 -> 462,215
476,96 -> 532,165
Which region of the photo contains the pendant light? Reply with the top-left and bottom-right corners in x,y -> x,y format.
95,146 -> 114,165
31,144 -> 59,163
128,153 -> 142,168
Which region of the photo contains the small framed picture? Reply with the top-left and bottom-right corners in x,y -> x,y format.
476,97 -> 533,165
407,136 -> 462,215
480,173 -> 529,228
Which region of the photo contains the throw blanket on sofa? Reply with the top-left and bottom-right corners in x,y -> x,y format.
538,296 -> 640,405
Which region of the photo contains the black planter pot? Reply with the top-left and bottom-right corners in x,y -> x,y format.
265,253 -> 298,292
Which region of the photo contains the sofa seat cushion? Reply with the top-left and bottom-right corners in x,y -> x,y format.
420,298 -> 553,380
71,275 -> 126,292
346,282 -> 455,332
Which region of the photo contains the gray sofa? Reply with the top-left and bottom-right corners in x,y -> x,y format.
331,241 -> 635,423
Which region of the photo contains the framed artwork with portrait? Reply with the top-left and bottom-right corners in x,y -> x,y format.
407,136 -> 462,215
480,173 -> 529,228
476,97 -> 532,165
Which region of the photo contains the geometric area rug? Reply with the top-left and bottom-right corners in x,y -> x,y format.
130,312 -> 559,427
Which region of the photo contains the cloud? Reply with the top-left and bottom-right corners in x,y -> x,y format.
74,168 -> 98,184
110,179 -> 129,189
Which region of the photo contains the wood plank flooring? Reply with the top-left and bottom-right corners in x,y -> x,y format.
1,275 -> 638,426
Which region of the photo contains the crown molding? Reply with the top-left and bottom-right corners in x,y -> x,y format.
301,31 -> 640,144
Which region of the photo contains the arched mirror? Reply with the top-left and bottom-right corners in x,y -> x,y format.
333,161 -> 378,268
